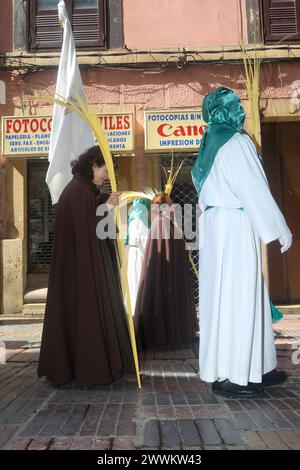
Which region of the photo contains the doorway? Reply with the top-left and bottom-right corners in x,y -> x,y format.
262,122 -> 300,304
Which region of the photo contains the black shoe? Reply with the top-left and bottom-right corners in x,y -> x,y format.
212,379 -> 264,398
262,369 -> 288,386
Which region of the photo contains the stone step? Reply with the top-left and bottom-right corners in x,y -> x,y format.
22,303 -> 45,316
23,274 -> 48,314
23,287 -> 47,304
277,305 -> 300,315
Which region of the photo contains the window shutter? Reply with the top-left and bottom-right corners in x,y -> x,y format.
72,0 -> 106,48
29,0 -> 62,50
29,0 -> 106,51
262,0 -> 300,43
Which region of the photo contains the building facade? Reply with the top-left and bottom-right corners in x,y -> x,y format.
0,0 -> 300,314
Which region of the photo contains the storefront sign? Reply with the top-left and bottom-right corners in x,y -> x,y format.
2,116 -> 52,155
1,113 -> 134,156
145,108 -> 206,152
99,114 -> 134,153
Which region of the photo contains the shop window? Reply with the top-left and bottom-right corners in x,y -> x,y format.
28,0 -> 106,51
261,0 -> 300,43
28,161 -> 55,273
27,158 -> 117,273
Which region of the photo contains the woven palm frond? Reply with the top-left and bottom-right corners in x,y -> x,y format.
163,155 -> 186,196
120,187 -> 157,204
240,22 -> 262,151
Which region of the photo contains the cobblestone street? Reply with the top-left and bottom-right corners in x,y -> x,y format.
0,316 -> 300,450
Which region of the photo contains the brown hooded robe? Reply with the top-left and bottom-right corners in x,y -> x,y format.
134,211 -> 198,351
37,174 -> 134,385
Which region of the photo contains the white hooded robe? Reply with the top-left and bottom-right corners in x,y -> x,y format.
198,132 -> 291,385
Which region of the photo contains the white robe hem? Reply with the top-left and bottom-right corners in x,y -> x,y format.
200,359 -> 277,386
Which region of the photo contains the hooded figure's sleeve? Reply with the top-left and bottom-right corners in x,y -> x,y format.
223,133 -> 291,244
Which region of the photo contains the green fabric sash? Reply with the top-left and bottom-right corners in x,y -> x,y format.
271,302 -> 283,324
192,87 -> 246,195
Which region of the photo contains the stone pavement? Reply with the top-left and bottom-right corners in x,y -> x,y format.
0,316 -> 300,450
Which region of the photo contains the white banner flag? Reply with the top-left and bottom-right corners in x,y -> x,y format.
46,0 -> 94,205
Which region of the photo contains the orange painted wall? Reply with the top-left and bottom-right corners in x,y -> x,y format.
123,0 -> 248,49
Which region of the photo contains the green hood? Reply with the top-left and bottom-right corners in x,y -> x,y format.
192,87 -> 246,195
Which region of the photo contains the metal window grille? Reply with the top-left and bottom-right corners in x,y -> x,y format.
28,160 -> 56,273
159,154 -> 199,306
27,158 -> 118,273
